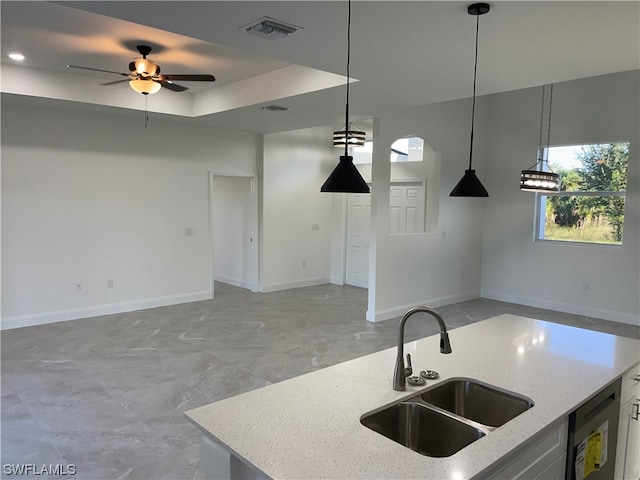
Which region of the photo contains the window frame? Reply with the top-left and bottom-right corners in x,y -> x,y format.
533,142 -> 628,247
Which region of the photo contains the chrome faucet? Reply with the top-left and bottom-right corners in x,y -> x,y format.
393,306 -> 452,391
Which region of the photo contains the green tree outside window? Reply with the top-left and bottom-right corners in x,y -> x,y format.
540,142 -> 628,244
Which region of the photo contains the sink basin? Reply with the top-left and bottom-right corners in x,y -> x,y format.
419,378 -> 534,427
360,402 -> 486,457
361,378 -> 534,456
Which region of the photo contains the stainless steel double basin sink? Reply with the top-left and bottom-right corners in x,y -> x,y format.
360,378 -> 534,457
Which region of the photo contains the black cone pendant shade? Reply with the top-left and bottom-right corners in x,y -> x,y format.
450,3 -> 490,198
321,155 -> 370,193
450,169 -> 489,197
321,0 -> 370,194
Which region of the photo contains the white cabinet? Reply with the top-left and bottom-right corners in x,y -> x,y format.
615,363 -> 640,480
200,436 -> 268,480
533,452 -> 566,480
478,418 -> 568,479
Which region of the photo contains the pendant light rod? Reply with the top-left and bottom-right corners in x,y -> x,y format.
332,0 -> 365,150
467,10 -> 481,171
344,99 -> 349,158
344,0 -> 352,158
321,0 -> 369,193
539,83 -> 554,164
538,85 -> 546,154
545,84 -> 554,153
450,3 -> 490,198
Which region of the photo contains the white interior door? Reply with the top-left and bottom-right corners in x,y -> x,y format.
345,193 -> 371,288
389,182 -> 425,234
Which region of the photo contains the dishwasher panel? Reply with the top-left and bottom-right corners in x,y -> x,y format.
566,378 -> 622,480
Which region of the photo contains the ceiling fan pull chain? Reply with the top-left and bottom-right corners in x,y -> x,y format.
144,95 -> 149,128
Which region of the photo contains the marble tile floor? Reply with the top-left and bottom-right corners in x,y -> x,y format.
2,282 -> 638,480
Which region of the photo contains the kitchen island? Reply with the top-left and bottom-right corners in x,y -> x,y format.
185,314 -> 640,479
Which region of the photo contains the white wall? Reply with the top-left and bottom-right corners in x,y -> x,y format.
367,97 -> 490,321
3,72 -> 636,330
481,71 -> 639,325
261,126 -> 335,292
1,102 -> 258,328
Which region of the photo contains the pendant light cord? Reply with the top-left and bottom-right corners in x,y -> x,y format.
544,84 -> 554,164
526,84 -> 556,172
467,13 -> 480,170
344,0 -> 352,158
537,85 -> 546,160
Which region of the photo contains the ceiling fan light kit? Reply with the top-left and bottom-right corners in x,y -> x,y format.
129,78 -> 161,95
66,44 -> 216,127
450,2 -> 490,198
131,58 -> 159,77
67,44 -> 215,96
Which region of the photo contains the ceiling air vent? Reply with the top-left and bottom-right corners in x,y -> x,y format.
243,17 -> 300,39
262,105 -> 290,112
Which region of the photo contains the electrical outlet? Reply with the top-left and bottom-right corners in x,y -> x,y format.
106,279 -> 114,288
74,281 -> 82,291
185,227 -> 194,236
583,282 -> 591,291
302,260 -> 307,268
312,224 -> 319,231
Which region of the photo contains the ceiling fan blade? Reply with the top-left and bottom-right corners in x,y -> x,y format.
101,79 -> 130,86
159,81 -> 188,92
160,74 -> 216,82
67,65 -> 129,77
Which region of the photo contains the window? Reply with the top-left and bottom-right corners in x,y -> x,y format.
352,137 -> 425,165
390,137 -> 424,162
536,142 -> 628,245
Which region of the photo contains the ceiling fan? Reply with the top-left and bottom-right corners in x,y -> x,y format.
67,45 -> 216,95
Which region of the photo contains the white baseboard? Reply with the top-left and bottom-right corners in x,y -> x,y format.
214,273 -> 251,290
1,291 -> 213,330
261,277 -> 331,293
366,290 -> 480,323
481,289 -> 640,326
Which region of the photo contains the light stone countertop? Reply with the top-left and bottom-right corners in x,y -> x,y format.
185,314 -> 640,479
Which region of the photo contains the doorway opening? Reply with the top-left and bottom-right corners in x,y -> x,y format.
209,173 -> 259,297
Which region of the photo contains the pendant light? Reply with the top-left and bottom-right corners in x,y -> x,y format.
450,3 -> 490,198
321,0 -> 370,194
333,127 -> 366,148
520,84 -> 560,192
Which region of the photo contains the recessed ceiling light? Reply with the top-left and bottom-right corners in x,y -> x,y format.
8,52 -> 25,61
